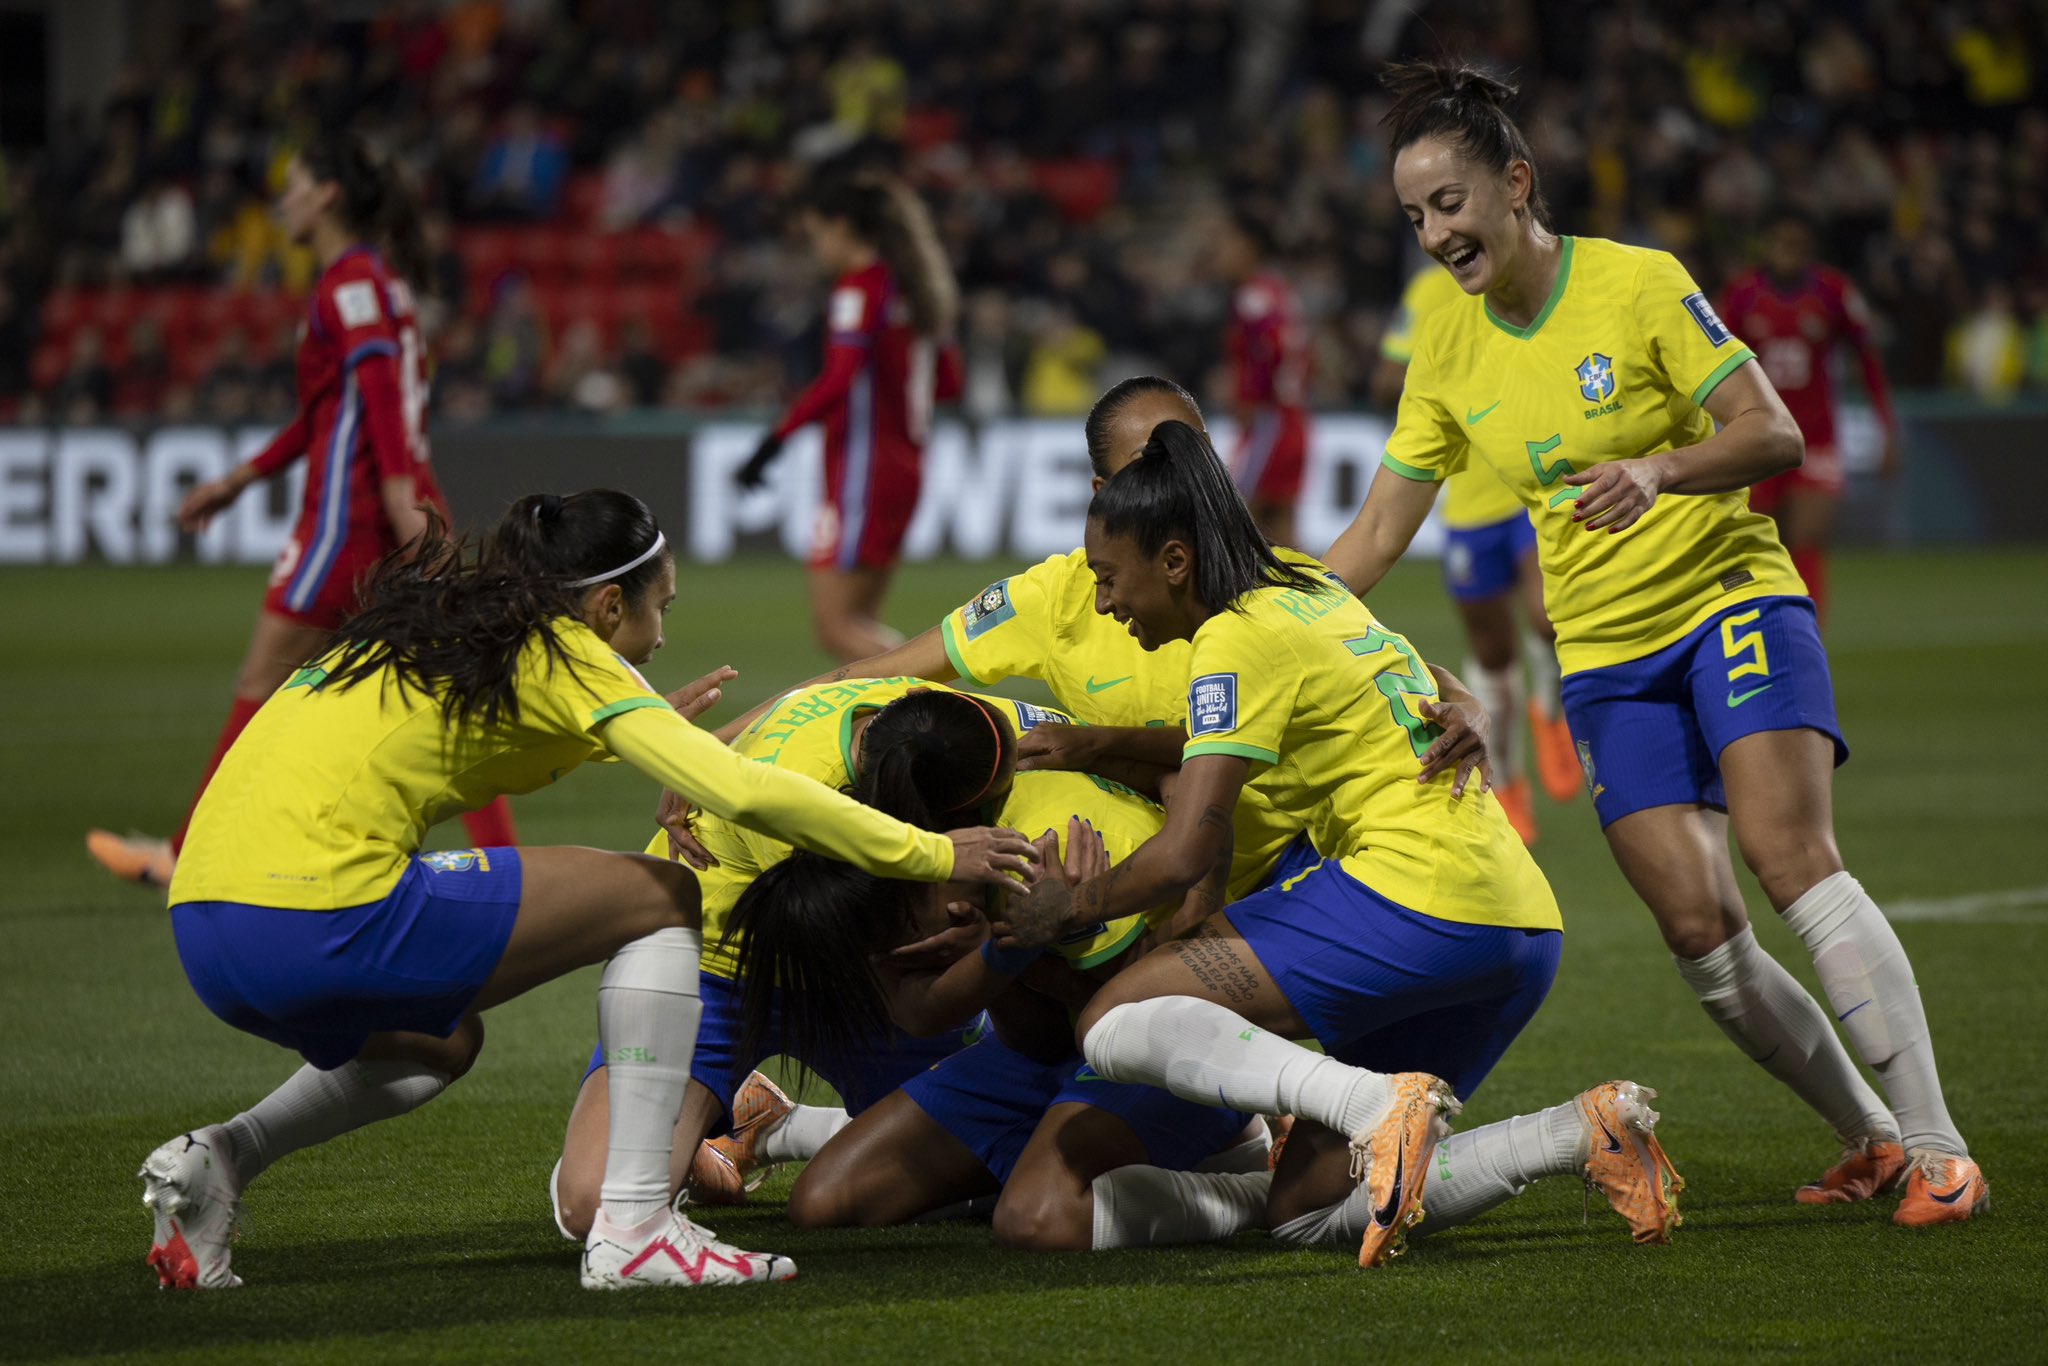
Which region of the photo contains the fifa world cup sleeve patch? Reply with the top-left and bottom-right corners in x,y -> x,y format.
333,280 -> 383,328
1188,673 -> 1240,737
829,286 -> 867,335
1682,292 -> 1734,347
960,580 -> 1016,640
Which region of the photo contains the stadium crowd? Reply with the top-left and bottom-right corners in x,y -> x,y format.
0,0 -> 2043,425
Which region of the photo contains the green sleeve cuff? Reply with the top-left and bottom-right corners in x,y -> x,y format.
1183,739 -> 1281,765
1690,347 -> 1756,408
590,695 -> 671,725
939,616 -> 993,688
1379,453 -> 1442,483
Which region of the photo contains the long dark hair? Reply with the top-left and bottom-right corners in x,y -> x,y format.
854,690 -> 1017,830
1380,59 -> 1551,230
727,854 -> 921,1086
320,489 -> 670,726
1083,375 -> 1202,479
1087,419 -> 1321,612
806,174 -> 958,336
298,132 -> 433,292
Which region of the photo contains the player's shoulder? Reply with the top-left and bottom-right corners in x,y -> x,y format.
318,250 -> 399,332
1570,236 -> 1682,299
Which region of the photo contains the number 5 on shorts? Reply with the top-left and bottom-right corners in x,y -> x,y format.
1720,609 -> 1770,682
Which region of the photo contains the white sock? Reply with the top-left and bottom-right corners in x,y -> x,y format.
1090,1166 -> 1271,1249
1524,632 -> 1562,720
1412,1102 -> 1587,1235
598,926 -> 704,1228
1465,656 -> 1526,783
220,1059 -> 450,1189
1083,998 -> 1391,1135
1673,926 -> 1896,1145
1780,871 -> 1967,1156
759,1104 -> 850,1164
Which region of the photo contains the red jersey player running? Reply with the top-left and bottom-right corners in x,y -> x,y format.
89,135 -> 516,886
1717,210 -> 1899,624
736,175 -> 960,661
1217,214 -> 1312,548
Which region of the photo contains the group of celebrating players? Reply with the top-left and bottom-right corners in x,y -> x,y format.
100,58 -> 1984,1295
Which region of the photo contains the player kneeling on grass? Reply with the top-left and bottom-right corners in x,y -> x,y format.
141,489 -> 1035,1292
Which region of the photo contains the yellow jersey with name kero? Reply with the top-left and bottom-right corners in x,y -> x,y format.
1383,264 -> 1523,531
1382,236 -> 1804,674
1180,580 -> 1559,931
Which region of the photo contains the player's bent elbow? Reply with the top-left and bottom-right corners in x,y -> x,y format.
1770,416 -> 1806,475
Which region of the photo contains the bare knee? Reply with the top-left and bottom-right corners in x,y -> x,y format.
787,1162 -> 861,1229
991,1185 -> 1092,1252
362,1014 -> 486,1079
1656,900 -> 1748,961
617,857 -> 700,943
556,1160 -> 599,1241
1739,831 -> 1844,912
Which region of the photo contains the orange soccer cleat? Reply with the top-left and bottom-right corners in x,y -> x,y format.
1892,1150 -> 1989,1227
1495,778 -> 1538,846
1575,1081 -> 1684,1244
88,830 -> 176,888
1528,702 -> 1582,805
1350,1073 -> 1460,1268
1795,1137 -> 1906,1205
687,1071 -> 794,1207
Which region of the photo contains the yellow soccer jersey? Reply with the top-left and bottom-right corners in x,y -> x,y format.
172,620 -> 681,911
1382,236 -> 1803,673
1386,267 -> 1524,532
996,769 -> 1167,969
1181,581 -> 1560,931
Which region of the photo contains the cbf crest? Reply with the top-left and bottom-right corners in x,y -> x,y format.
1575,353 -> 1616,403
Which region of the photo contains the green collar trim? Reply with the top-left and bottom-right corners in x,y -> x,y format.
1484,236 -> 1575,341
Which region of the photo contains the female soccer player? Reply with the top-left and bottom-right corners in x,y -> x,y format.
140,490 -> 1036,1292
1375,263 -> 1580,842
993,420 -> 1578,1267
551,684 -> 1047,1236
1322,60 -> 1983,1224
88,134 -> 518,888
733,174 -> 961,662
1217,214 -> 1312,549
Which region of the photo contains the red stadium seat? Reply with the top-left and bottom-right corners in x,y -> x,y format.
1030,159 -> 1121,223
460,228 -> 522,303
563,172 -> 604,229
902,107 -> 964,151
31,341 -> 68,390
40,288 -> 91,337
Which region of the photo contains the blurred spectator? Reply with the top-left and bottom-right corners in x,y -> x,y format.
120,179 -> 197,280
481,275 -> 549,406
117,318 -> 173,415
473,103 -> 567,220
53,328 -> 114,421
617,318 -> 667,408
0,280 -> 29,397
200,330 -> 260,421
1948,284 -> 2027,400
548,318 -> 628,413
1020,305 -> 1106,416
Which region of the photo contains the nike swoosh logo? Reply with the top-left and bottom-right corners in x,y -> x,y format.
1084,676 -> 1132,694
1931,1180 -> 1976,1205
1373,1148 -> 1406,1228
1073,1067 -> 1106,1083
1726,684 -> 1774,707
1595,1115 -> 1624,1155
1466,401 -> 1502,425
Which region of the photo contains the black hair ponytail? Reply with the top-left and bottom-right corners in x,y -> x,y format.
321,488 -> 671,726
298,132 -> 434,295
855,691 -> 1017,830
1083,375 -> 1203,479
1380,59 -> 1551,230
1087,419 -> 1321,613
806,174 -> 958,337
725,854 -> 917,1089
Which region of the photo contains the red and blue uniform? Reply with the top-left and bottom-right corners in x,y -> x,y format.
1226,270 -> 1311,504
1717,266 -> 1895,510
772,260 -> 959,573
254,247 -> 441,627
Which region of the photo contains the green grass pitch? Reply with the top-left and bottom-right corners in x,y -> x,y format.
2,550 -> 2045,1363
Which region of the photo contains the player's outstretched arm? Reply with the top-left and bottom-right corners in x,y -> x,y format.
713,626 -> 955,744
178,412 -> 311,533
1323,467 -> 1439,599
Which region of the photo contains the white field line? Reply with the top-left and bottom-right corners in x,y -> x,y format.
1883,884 -> 2048,923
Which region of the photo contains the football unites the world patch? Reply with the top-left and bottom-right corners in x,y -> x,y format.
1682,292 -> 1734,347
1011,701 -> 1073,730
961,580 -> 1016,640
1188,673 -> 1239,737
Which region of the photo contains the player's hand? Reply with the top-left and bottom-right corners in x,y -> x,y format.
734,432 -> 785,491
990,874 -> 1075,950
1564,458 -> 1661,533
1057,817 -> 1108,886
1416,696 -> 1494,798
1016,723 -> 1101,773
656,789 -> 716,869
666,665 -> 738,724
178,470 -> 249,533
946,826 -> 1038,884
885,899 -> 988,970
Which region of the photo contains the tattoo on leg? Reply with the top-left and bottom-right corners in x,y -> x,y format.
1170,923 -> 1262,1005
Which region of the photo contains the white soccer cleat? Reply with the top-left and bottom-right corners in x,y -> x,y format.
140,1129 -> 244,1290
580,1205 -> 797,1290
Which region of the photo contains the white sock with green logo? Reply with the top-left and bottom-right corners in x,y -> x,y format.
220,1059 -> 450,1188
598,926 -> 704,1228
1082,997 -> 1391,1135
1673,926 -> 1897,1145
759,1104 -> 850,1163
1090,1166 -> 1271,1249
1464,656 -> 1526,783
1780,871 -> 1967,1156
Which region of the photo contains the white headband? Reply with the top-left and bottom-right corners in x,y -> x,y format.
569,532 -> 667,588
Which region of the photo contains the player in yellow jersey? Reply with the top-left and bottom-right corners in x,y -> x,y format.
1376,263 -> 1579,841
1323,60 -> 1984,1224
139,490 -> 1039,1294
984,421 -> 1684,1268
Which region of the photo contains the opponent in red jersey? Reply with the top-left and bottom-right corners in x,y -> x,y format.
1718,212 -> 1898,624
89,135 -> 516,886
737,176 -> 960,661
1217,215 -> 1312,548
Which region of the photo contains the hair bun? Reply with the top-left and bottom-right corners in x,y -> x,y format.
537,493 -> 564,523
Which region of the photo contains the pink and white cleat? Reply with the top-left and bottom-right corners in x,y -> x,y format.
140,1129 -> 243,1290
580,1205 -> 796,1289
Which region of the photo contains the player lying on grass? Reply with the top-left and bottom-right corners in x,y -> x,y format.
141,489 -> 1037,1292
552,684 -> 1057,1235
722,774 -> 1679,1256
1323,59 -> 1984,1223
